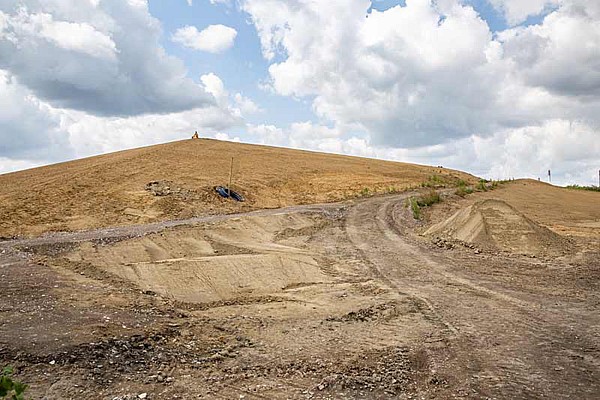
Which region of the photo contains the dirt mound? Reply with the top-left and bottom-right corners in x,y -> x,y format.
425,199 -> 570,256
66,213 -> 333,303
0,138 -> 476,237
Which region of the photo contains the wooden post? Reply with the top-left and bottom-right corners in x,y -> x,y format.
228,157 -> 234,197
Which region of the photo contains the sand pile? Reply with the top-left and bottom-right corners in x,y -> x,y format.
425,199 -> 570,256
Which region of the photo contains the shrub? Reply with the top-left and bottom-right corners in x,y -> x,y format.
455,185 -> 474,197
566,184 -> 600,192
408,190 -> 442,220
1,366 -> 28,400
409,197 -> 421,219
477,179 -> 488,192
416,190 -> 441,207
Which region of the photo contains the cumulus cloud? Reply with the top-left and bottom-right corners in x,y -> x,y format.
0,69 -> 72,161
233,93 -> 261,115
241,0 -> 600,153
242,0 -> 505,147
0,0 -> 214,116
201,73 -> 228,103
200,72 -> 261,117
498,2 -> 600,98
55,104 -> 244,160
488,0 -> 561,25
172,24 -> 237,53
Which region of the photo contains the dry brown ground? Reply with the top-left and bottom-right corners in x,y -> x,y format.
0,139 -> 474,237
1,179 -> 598,399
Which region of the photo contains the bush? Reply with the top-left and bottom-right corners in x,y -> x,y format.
416,190 -> 441,207
409,197 -> 421,219
455,185 -> 474,197
1,366 -> 27,400
566,185 -> 600,192
477,179 -> 488,192
408,190 -> 442,220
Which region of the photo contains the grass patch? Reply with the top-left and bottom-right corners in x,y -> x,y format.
421,174 -> 447,188
566,185 -> 600,192
408,190 -> 442,219
455,185 -> 474,197
409,197 -> 421,219
416,189 -> 441,207
455,180 -> 474,197
1,366 -> 28,400
476,179 -> 489,192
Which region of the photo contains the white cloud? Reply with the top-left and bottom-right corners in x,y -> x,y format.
498,2 -> 600,98
201,73 -> 228,102
242,0 -> 505,147
241,0 -> 600,155
0,0 -> 213,116
172,24 -> 237,53
186,0 -> 193,5
1,10 -> 118,60
489,0 -> 561,25
0,67 -> 244,175
0,69 -> 72,161
55,105 -> 243,161
200,73 -> 262,117
233,93 -> 261,115
209,0 -> 232,6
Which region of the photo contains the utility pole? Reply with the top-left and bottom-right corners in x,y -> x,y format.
228,157 -> 234,197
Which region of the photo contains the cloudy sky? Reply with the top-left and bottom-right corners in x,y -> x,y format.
0,0 -> 598,185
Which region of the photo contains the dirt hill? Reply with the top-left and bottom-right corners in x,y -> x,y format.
0,138 -> 474,237
425,199 -> 572,256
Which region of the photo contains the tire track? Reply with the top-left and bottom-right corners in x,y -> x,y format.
343,194 -> 600,399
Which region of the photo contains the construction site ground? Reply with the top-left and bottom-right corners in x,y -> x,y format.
0,180 -> 599,399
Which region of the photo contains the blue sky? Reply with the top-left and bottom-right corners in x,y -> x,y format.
0,0 -> 598,185
149,0 -> 317,139
147,0 -> 550,139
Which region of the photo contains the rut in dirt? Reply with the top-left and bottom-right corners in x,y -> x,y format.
342,195 -> 600,399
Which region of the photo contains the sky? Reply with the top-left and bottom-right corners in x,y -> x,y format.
0,0 -> 598,186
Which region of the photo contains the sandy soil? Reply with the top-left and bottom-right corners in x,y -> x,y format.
1,180 -> 598,399
0,139 -> 475,237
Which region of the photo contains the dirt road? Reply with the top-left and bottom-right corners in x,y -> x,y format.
346,195 -> 600,398
1,189 -> 598,399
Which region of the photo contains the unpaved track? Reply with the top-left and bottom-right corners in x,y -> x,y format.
1,192 -> 599,399
345,194 -> 600,399
0,201 -> 343,251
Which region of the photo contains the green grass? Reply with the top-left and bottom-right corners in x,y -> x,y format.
455,185 -> 474,197
1,366 -> 27,400
408,190 -> 442,219
476,179 -> 488,192
416,189 -> 441,207
409,197 -> 421,219
420,174 -> 447,188
566,184 -> 600,192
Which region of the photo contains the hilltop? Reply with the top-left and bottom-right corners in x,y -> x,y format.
0,138 -> 474,237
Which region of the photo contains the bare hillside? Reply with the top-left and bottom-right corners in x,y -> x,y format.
0,138 -> 474,237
